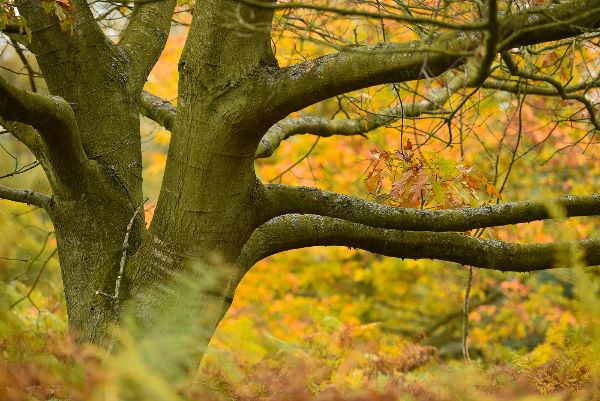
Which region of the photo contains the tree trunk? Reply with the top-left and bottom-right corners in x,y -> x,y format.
121,1 -> 279,361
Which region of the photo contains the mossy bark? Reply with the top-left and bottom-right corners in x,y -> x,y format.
13,0 -> 278,351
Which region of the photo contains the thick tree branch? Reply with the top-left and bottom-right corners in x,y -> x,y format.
239,0 -> 488,30
141,67 -> 469,159
0,76 -> 91,192
255,69 -> 600,158
260,0 -> 600,121
119,0 -> 177,91
0,119 -> 64,193
0,184 -> 50,209
256,67 -> 473,158
260,184 -> 600,232
0,75 -> 80,150
255,116 -> 368,158
0,118 -> 40,154
239,215 -> 600,272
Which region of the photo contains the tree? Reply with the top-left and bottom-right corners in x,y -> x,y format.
0,0 -> 599,372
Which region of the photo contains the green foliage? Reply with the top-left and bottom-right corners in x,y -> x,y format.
0,0 -> 74,37
40,0 -> 73,33
0,0 -> 30,41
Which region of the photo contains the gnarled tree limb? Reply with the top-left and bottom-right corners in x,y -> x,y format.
141,66 -> 471,159
239,214 -> 600,272
0,76 -> 91,192
259,0 -> 600,123
0,75 -> 78,140
0,118 -> 40,155
256,67 -> 473,158
260,184 -> 600,232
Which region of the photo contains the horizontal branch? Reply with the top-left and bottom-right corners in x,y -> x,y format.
481,76 -> 600,96
255,116 -> 367,159
239,214 -> 600,272
140,90 -> 176,130
260,0 -> 600,121
140,86 -> 457,161
256,67 -> 472,158
0,184 -> 50,209
260,184 -> 600,232
140,73 -> 464,159
255,69 -> 600,158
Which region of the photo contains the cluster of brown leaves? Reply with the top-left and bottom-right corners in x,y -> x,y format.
365,140 -> 500,209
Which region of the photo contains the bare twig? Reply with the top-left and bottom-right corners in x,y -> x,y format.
268,138 -> 320,183
10,38 -> 38,93
501,52 -> 600,131
96,198 -> 148,314
10,248 -> 58,309
462,265 -> 473,363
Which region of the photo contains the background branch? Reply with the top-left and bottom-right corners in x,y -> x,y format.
480,76 -> 600,96
501,52 -> 600,130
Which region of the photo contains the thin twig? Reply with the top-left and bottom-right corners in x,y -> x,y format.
462,265 -> 473,363
10,248 -> 57,309
96,198 -> 148,315
12,232 -> 54,281
10,39 -> 37,93
269,138 -> 320,183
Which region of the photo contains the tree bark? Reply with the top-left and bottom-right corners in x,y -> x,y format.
124,0 -> 279,360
